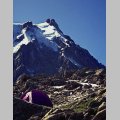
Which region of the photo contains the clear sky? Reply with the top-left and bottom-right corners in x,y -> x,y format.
14,0 -> 106,65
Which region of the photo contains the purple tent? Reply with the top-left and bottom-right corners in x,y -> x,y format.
20,90 -> 53,107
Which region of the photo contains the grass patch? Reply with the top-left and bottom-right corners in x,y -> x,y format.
73,98 -> 93,112
60,98 -> 94,113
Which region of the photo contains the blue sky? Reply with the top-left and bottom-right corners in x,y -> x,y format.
14,0 -> 106,65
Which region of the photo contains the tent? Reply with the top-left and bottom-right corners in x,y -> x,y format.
20,89 -> 53,107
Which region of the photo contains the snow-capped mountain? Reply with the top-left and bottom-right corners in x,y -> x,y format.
13,19 -> 104,81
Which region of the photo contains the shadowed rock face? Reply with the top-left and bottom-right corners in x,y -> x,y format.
13,40 -> 60,82
13,97 -> 51,120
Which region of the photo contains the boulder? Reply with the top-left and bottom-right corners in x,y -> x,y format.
88,100 -> 101,108
92,109 -> 106,120
98,102 -> 106,112
83,84 -> 92,89
13,97 -> 51,120
50,79 -> 65,86
42,109 -> 84,120
16,73 -> 30,84
65,81 -> 82,90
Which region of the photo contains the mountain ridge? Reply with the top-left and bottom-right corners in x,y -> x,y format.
13,19 -> 105,81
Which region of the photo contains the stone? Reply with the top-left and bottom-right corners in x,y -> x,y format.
92,109 -> 106,120
98,102 -> 106,112
89,100 -> 100,108
42,109 -> 84,120
13,97 -> 51,120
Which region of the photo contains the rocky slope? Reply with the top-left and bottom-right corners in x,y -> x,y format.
13,19 -> 104,81
14,68 -> 106,120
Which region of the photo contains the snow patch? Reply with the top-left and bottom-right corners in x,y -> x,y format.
13,21 -> 72,53
13,24 -> 59,53
37,22 -> 61,40
68,80 -> 99,88
53,86 -> 64,89
80,82 -> 99,87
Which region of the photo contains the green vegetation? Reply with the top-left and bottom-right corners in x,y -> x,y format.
73,98 -> 93,112
60,98 -> 94,112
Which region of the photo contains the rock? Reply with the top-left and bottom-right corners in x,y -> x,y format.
83,84 -> 92,89
15,34 -> 24,43
65,81 -> 82,90
85,108 -> 97,116
42,109 -> 84,120
22,21 -> 33,28
16,73 -> 30,84
98,102 -> 106,112
90,93 -> 97,98
98,89 -> 106,96
46,19 -> 51,23
92,109 -> 106,120
99,96 -> 106,103
95,69 -> 103,76
89,100 -> 100,108
69,112 -> 84,120
50,79 -> 65,86
13,68 -> 106,120
84,113 -> 93,120
24,79 -> 38,90
62,90 -> 71,96
13,97 -> 51,120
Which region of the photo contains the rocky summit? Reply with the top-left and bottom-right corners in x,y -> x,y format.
14,68 -> 106,120
13,19 -> 104,81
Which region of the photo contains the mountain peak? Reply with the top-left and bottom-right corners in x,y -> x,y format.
46,18 -> 56,25
22,21 -> 33,28
13,20 -> 105,81
45,18 -> 63,34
